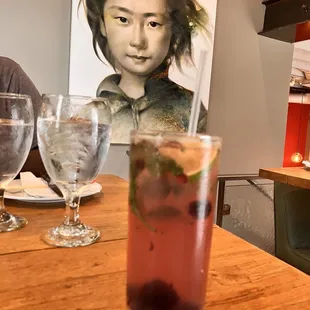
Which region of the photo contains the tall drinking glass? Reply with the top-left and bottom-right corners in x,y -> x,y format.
37,94 -> 111,247
127,131 -> 222,310
0,93 -> 34,232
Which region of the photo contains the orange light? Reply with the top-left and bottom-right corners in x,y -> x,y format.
295,22 -> 310,42
291,152 -> 303,163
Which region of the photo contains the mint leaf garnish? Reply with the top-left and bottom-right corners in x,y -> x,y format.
129,153 -> 183,231
130,140 -> 220,230
129,150 -> 156,232
145,155 -> 184,177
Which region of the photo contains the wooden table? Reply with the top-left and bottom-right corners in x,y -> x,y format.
259,167 -> 310,190
1,175 -> 310,309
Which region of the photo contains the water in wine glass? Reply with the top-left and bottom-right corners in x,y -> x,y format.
0,118 -> 33,187
37,94 -> 111,247
0,92 -> 34,233
37,117 -> 111,192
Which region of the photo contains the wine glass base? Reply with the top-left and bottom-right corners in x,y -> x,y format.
0,212 -> 28,232
41,223 -> 100,248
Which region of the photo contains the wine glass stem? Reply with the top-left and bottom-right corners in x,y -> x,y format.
64,194 -> 81,226
0,188 -> 5,216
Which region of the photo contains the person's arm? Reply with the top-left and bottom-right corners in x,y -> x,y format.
8,63 -> 42,149
7,62 -> 46,175
21,148 -> 46,177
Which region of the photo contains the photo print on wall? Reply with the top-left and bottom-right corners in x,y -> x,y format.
73,0 -> 216,144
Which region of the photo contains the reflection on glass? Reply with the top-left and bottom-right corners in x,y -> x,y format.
0,93 -> 34,232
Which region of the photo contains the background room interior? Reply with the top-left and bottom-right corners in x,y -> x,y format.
1,0 -> 304,255
4,1 -> 310,307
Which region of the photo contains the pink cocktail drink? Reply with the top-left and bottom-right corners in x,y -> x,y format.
127,131 -> 221,310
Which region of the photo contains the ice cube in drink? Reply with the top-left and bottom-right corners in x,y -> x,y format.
37,117 -> 111,189
127,131 -> 221,310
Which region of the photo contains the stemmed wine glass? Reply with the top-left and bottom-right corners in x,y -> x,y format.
0,93 -> 34,232
37,94 -> 111,247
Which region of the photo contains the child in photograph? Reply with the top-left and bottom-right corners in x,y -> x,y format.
81,0 -> 209,143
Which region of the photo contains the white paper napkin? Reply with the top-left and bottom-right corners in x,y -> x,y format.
20,172 -> 59,198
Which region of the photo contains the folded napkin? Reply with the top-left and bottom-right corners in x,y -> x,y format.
6,172 -> 101,199
19,172 -> 60,198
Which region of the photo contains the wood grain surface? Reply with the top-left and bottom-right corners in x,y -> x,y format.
259,167 -> 310,189
0,175 -> 128,255
1,175 -> 310,309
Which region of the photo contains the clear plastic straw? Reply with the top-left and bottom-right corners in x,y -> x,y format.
188,49 -> 208,136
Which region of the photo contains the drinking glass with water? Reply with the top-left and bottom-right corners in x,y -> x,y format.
0,93 -> 34,232
37,94 -> 111,247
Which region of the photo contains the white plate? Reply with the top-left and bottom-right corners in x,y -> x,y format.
303,160 -> 310,168
4,180 -> 102,203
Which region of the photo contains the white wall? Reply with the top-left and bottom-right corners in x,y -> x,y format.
292,48 -> 310,72
295,40 -> 310,51
289,94 -> 310,104
0,0 -> 71,94
207,0 -> 294,253
208,0 -> 294,175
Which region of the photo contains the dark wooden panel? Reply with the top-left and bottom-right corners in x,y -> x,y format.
263,0 -> 310,32
259,24 -> 296,43
260,0 -> 310,43
262,0 -> 283,5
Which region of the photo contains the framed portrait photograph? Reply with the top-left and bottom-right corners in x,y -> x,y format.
69,0 -> 217,144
